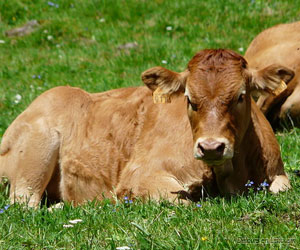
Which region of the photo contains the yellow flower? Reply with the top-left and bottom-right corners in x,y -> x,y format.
12,17 -> 16,21
201,237 -> 208,241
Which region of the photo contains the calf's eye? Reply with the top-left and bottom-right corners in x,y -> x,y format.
187,97 -> 198,111
237,93 -> 245,103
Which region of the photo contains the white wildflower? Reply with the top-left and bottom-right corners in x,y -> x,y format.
43,30 -> 48,34
0,40 -> 5,44
238,47 -> 244,52
63,224 -> 74,228
99,18 -> 105,23
116,247 -> 130,250
14,94 -> 22,104
166,26 -> 173,31
69,219 -> 83,224
161,60 -> 167,64
47,35 -> 53,40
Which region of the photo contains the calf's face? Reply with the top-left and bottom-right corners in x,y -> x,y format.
142,49 -> 293,166
185,51 -> 250,165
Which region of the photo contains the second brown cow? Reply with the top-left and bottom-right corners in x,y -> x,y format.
245,21 -> 300,127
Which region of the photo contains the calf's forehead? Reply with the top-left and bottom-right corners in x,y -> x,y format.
186,49 -> 248,100
187,49 -> 247,71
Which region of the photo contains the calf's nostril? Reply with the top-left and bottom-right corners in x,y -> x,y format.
216,143 -> 225,153
198,143 -> 205,153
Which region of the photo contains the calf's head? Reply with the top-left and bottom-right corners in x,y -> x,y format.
142,49 -> 292,166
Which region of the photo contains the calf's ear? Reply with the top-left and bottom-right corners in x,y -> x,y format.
141,67 -> 188,103
249,64 -> 294,94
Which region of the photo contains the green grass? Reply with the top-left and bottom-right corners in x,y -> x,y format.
0,184 -> 299,249
0,0 -> 300,249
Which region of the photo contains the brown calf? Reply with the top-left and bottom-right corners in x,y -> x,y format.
245,21 -> 300,127
0,49 -> 290,207
141,49 -> 291,195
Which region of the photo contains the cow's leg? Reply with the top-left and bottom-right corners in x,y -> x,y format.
278,81 -> 300,124
9,129 -> 60,208
117,174 -> 190,203
59,158 -> 83,205
263,151 -> 291,194
265,164 -> 291,194
149,176 -> 190,203
59,157 -> 111,205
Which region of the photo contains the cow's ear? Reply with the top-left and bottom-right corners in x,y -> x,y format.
249,64 -> 294,94
142,67 -> 188,103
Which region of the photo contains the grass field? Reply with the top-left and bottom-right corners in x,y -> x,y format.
0,0 -> 300,249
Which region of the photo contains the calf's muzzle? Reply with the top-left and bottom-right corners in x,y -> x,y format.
194,137 -> 232,165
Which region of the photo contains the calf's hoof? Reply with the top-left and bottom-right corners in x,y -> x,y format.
269,175 -> 291,193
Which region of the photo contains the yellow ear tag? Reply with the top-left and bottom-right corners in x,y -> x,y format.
152,87 -> 171,103
272,80 -> 287,96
